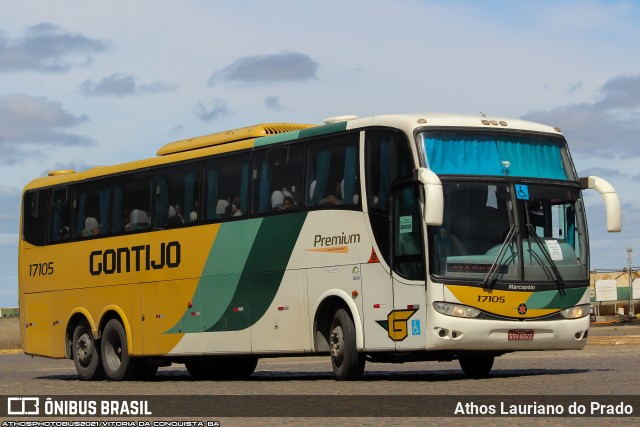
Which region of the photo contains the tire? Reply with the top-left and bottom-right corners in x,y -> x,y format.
101,319 -> 134,381
459,354 -> 494,378
329,307 -> 365,380
186,356 -> 257,380
72,321 -> 104,381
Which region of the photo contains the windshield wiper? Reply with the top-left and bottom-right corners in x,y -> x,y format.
526,224 -> 566,296
482,224 -> 518,288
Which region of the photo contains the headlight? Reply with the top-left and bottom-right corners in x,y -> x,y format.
433,302 -> 481,318
560,304 -> 590,319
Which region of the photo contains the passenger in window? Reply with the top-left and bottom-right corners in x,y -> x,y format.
166,205 -> 184,227
83,217 -> 100,237
125,209 -> 150,231
225,196 -> 243,217
319,180 -> 343,206
272,188 -> 294,210
282,196 -> 295,211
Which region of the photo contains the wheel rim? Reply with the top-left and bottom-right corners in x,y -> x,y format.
104,331 -> 123,372
76,332 -> 93,368
330,323 -> 345,366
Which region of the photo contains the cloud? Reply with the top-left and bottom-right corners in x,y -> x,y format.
194,98 -> 230,121
209,51 -> 319,86
265,96 -> 284,111
567,80 -> 582,94
522,74 -> 640,159
0,93 -> 94,164
79,73 -> 178,97
0,23 -> 110,73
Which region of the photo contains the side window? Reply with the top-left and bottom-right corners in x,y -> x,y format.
155,163 -> 199,228
366,130 -> 414,213
252,144 -> 304,214
72,181 -> 111,239
48,187 -> 70,244
202,152 -> 250,222
112,172 -> 153,234
365,130 -> 415,264
23,190 -> 48,246
392,184 -> 425,280
306,133 -> 360,209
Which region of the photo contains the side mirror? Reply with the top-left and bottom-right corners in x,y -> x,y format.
415,168 -> 443,226
579,176 -> 621,232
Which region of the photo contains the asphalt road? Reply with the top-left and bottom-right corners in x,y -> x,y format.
1,340 -> 640,426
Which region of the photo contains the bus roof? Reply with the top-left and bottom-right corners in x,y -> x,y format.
156,123 -> 316,156
24,113 -> 564,191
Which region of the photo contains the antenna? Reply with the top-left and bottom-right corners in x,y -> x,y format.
468,100 -> 486,117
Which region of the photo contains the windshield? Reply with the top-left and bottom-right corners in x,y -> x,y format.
428,181 -> 589,284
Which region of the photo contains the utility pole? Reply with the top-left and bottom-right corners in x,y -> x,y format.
627,248 -> 635,318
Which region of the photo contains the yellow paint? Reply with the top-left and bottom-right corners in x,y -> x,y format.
387,309 -> 418,341
20,224 -> 219,358
446,285 -> 557,318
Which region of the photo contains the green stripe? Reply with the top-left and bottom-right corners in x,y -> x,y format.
525,287 -> 586,310
541,287 -> 587,309
299,122 -> 347,138
254,122 -> 349,147
166,213 -> 308,334
165,219 -> 262,334
254,130 -> 302,147
206,212 -> 307,332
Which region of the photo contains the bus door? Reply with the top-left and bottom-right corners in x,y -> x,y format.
389,183 -> 428,350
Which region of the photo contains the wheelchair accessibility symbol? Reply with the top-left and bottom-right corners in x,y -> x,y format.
411,319 -> 421,335
515,184 -> 530,200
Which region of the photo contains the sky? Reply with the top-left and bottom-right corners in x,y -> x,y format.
1,0 -> 639,306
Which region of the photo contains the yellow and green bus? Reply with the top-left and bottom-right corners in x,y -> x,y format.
19,113 -> 621,381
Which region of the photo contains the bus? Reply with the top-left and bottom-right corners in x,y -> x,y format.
19,113 -> 621,381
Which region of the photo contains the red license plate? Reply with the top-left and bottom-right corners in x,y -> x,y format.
508,329 -> 534,340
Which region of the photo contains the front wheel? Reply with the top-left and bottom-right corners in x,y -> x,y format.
459,354 -> 494,378
329,307 -> 365,380
101,319 -> 134,381
72,321 -> 104,381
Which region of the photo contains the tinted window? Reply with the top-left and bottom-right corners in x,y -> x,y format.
112,172 -> 153,234
48,187 -> 70,244
72,181 -> 111,239
252,144 -> 304,214
155,163 -> 199,228
306,133 -> 360,209
23,190 -> 48,246
202,152 -> 250,221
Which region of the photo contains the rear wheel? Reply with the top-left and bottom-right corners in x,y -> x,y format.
329,307 -> 365,380
72,321 -> 104,381
459,354 -> 494,378
101,319 -> 134,381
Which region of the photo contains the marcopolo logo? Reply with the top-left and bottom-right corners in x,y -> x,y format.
7,397 -> 39,415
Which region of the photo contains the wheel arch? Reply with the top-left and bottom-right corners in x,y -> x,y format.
98,305 -> 134,355
65,308 -> 97,359
312,289 -> 363,352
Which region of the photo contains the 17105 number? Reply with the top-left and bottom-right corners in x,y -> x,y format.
477,295 -> 505,303
29,262 -> 54,277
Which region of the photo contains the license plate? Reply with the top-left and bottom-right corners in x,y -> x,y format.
508,329 -> 534,340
